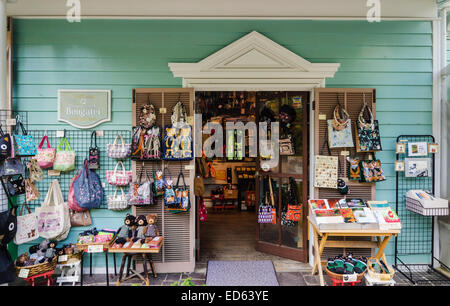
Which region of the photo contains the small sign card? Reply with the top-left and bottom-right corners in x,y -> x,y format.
159,107 -> 167,114
18,268 -> 30,279
318,114 -> 327,120
58,255 -> 68,262
6,118 -> 16,126
87,244 -> 104,253
48,170 -> 61,176
342,274 -> 357,283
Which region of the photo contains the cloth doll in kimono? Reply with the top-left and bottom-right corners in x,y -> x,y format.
112,214 -> 136,248
144,214 -> 160,244
149,126 -> 161,159
131,215 -> 147,248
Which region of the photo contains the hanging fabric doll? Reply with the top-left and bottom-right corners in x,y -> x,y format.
347,156 -> 361,181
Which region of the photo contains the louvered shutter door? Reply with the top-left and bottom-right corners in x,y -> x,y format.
313,88 -> 377,260
133,88 -> 195,273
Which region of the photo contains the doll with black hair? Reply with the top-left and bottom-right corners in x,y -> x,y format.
44,241 -> 57,262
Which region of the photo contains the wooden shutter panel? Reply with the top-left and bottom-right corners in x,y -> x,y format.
313,88 -> 377,201
132,88 -> 195,272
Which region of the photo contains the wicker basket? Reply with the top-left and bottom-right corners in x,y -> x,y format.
57,252 -> 83,265
367,258 -> 395,281
15,257 -> 57,278
325,267 -> 366,282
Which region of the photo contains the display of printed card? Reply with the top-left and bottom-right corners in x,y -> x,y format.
308,199 -> 329,211
352,207 -> 378,224
406,190 -> 448,209
327,199 -> 343,209
346,199 -> 367,208
312,209 -> 344,224
340,208 -> 356,223
368,201 -> 401,229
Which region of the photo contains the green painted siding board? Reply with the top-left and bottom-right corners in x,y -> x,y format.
13,19 -> 433,266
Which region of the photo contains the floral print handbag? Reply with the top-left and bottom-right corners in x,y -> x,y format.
36,135 -> 56,169
328,104 -> 354,148
53,137 -> 76,172
13,117 -> 36,157
355,102 -> 382,153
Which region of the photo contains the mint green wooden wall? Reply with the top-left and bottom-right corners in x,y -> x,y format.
12,19 -> 433,267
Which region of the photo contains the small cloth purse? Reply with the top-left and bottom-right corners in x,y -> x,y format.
36,135 -> 56,169
127,167 -> 155,206
25,177 -> 40,202
13,117 -> 36,157
172,172 -> 190,212
0,124 -> 12,161
88,131 -> 100,170
53,137 -> 76,172
106,161 -> 132,186
328,103 -> 354,148
355,101 -> 382,152
164,169 -> 177,206
6,174 -> 25,196
153,169 -> 165,197
107,133 -> 131,159
0,157 -> 24,177
108,187 -> 128,211
28,158 -> 44,182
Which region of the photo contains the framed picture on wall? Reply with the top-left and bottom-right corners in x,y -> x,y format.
394,160 -> 405,172
405,158 -> 431,177
396,142 -> 406,154
428,143 -> 439,154
408,142 -> 428,157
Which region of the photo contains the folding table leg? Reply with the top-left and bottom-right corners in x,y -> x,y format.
105,251 -> 109,287
142,254 -> 150,286
116,254 -> 127,286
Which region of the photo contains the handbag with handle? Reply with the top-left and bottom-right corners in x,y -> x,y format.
6,174 -> 25,196
0,124 -> 12,161
14,201 -> 39,245
53,137 -> 76,172
36,135 -> 56,169
164,168 -> 177,206
107,133 -> 131,159
88,131 -> 100,170
35,179 -> 70,240
285,178 -> 302,222
199,196 -> 207,222
355,100 -> 382,153
106,161 -> 132,186
13,117 -> 36,157
127,166 -> 155,206
173,171 -> 190,212
328,102 -> 354,148
67,170 -> 86,212
108,187 -> 128,211
73,159 -> 104,209
314,140 -> 338,189
0,157 -> 24,177
69,209 -> 92,227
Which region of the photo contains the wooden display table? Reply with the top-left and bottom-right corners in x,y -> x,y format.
308,216 -> 400,286
108,238 -> 163,286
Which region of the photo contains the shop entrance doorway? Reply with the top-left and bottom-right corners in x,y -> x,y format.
195,91 -> 309,263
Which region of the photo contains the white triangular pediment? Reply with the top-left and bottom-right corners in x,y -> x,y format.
169,31 -> 340,90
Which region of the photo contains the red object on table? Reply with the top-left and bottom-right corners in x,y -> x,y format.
330,278 -> 361,286
26,270 -> 55,286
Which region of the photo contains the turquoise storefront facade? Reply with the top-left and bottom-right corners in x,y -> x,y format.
12,19 -> 433,269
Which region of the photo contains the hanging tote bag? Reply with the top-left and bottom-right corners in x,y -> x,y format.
106,161 -> 132,186
285,178 -> 301,222
328,104 -> 354,148
6,174 -> 25,196
25,177 -> 40,202
171,172 -> 190,212
14,202 -> 39,245
127,167 -> 155,206
35,180 -> 68,240
164,168 -> 177,206
28,158 -> 44,182
107,187 -> 128,211
355,100 -> 382,153
73,159 -> 104,209
0,157 -> 24,177
52,180 -> 71,242
0,124 -> 12,161
53,137 -> 75,172
107,133 -> 131,159
88,131 -> 100,170
153,169 -> 165,197
36,135 -> 56,169
314,140 -> 338,189
67,170 -> 86,212
13,118 -> 36,157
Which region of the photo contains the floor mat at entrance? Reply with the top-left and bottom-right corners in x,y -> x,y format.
206,260 -> 279,286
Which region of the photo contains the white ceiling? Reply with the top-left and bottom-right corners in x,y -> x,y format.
5,0 -> 438,19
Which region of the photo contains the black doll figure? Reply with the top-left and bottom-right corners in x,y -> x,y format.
113,214 -> 136,248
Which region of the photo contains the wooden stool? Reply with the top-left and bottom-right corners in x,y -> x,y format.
116,253 -> 157,286
26,270 -> 55,286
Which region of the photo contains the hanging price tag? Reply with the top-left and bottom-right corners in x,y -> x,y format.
48,170 -> 61,177
185,164 -> 195,170
159,108 -> 167,114
6,118 -> 16,126
318,114 -> 327,120
96,130 -> 104,137
87,244 -> 103,253
342,274 -> 357,283
56,130 -> 65,137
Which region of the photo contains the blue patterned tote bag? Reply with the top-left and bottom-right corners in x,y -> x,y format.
13,117 -> 36,157
73,159 -> 104,209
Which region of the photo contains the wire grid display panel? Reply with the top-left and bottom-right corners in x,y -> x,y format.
395,135 -> 434,256
18,129 -> 132,210
133,88 -> 194,266
0,110 -> 27,213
